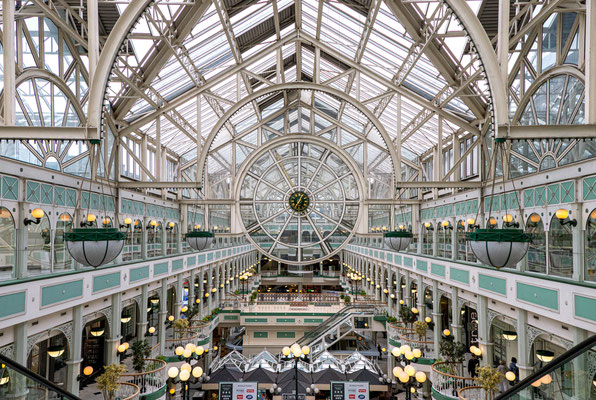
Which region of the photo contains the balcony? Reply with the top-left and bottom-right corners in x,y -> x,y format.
430,362 -> 475,399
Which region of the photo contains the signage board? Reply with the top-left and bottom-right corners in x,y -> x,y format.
219,382 -> 258,400
331,382 -> 369,400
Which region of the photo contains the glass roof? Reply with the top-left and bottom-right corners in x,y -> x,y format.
104,0 -> 490,162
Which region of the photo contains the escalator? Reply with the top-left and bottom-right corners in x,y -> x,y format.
496,334 -> 596,399
297,304 -> 378,357
0,352 -> 79,399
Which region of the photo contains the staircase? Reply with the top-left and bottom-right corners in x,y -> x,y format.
494,334 -> 596,400
297,304 -> 380,357
0,352 -> 80,399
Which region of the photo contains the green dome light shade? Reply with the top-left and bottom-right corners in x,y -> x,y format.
466,229 -> 530,269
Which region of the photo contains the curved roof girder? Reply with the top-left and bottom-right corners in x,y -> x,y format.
444,0 -> 508,129
88,0 -> 508,144
196,82 -> 400,183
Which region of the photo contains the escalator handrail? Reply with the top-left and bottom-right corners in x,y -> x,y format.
495,334 -> 596,399
297,304 -> 376,345
0,353 -> 81,400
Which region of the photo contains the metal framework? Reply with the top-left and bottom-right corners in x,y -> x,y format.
0,0 -> 594,235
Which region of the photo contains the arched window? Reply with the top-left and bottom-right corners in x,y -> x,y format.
0,207 -> 16,281
54,213 -> 73,271
526,214 -> 546,274
510,71 -> 590,177
549,215 -> 573,278
422,224 -> 433,255
28,210 -> 51,276
167,223 -> 178,255
438,222 -> 452,259
456,220 -> 466,261
585,209 -> 596,281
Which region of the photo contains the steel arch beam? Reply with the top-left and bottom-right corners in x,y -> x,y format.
87,0 -> 154,138
445,0 -> 508,129
196,82 -> 400,182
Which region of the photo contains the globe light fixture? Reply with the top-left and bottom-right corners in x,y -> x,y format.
120,314 -> 132,323
148,326 -> 156,334
168,367 -> 179,379
556,208 -> 577,226
502,331 -> 517,341
47,345 -> 65,358
425,317 -> 431,323
90,327 -> 104,337
83,366 -> 94,376
505,371 -> 516,382
536,349 -> 555,362
443,329 -> 450,336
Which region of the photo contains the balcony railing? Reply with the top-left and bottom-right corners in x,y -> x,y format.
399,331 -> 435,358
431,362 -> 476,399
116,382 -> 141,400
458,386 -> 483,400
120,359 -> 166,397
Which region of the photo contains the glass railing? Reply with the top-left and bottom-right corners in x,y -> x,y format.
0,353 -> 79,399
496,334 -> 596,400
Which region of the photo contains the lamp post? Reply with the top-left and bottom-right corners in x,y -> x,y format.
391,364 -> 426,400
167,364 -> 206,400
281,343 -> 310,400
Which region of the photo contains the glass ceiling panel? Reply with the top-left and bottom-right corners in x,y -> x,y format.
105,0 -> 489,163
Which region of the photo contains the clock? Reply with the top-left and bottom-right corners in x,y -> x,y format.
288,191 -> 310,213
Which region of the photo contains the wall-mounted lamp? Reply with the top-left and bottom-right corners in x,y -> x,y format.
527,214 -> 541,228
166,222 -> 175,231
24,208 -> 44,226
77,366 -> 94,381
503,214 -> 519,228
102,217 -> 112,227
424,222 -> 433,231
120,217 -> 133,229
487,217 -> 498,228
440,220 -> 453,230
147,220 -> 157,230
80,213 -> 96,227
555,209 -> 577,227
467,218 -> 479,230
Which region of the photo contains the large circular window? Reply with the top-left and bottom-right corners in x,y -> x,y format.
238,137 -> 362,264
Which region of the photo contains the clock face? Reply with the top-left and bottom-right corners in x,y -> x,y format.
289,191 -> 310,213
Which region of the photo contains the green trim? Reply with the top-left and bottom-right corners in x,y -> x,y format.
516,282 -> 558,310
172,259 -> 183,271
223,315 -> 239,320
574,295 -> 596,322
431,263 -> 446,277
383,230 -> 413,238
0,291 -> 26,319
92,272 -> 121,292
466,228 -> 530,243
154,262 -> 169,276
478,274 -> 507,295
388,338 -> 401,347
304,318 -> 324,323
276,332 -> 296,339
185,230 -> 214,238
140,385 -> 166,400
415,358 -> 436,365
241,312 -> 335,316
130,266 -> 150,282
245,318 -> 268,323
41,280 -> 83,307
276,318 -> 296,323
416,260 -> 428,272
253,332 -> 268,338
348,244 -> 596,290
450,267 -> 469,284
64,228 -> 127,242
431,387 -> 456,400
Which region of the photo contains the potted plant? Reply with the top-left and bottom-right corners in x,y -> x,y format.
476,365 -> 503,400
344,295 -> 351,303
413,320 -> 428,341
131,340 -> 152,372
97,363 -> 126,400
438,335 -> 466,375
398,305 -> 416,328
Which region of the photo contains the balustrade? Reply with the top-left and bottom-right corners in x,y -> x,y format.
457,386 -> 483,400
120,359 -> 166,396
430,362 -> 476,399
116,382 -> 141,400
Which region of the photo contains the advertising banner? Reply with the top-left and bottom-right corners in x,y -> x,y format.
331,381 -> 369,400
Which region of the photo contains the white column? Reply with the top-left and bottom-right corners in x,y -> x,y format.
66,305 -> 83,395
585,0 -> 596,123
432,281 -> 441,359
158,279 -> 168,356
137,285 -> 149,341
106,293 -> 122,365
3,0 -> 15,124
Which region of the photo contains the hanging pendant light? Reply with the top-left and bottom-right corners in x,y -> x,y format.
186,228 -> 214,251
465,139 -> 530,269
47,345 -> 65,358
384,226 -> 413,252
65,226 -> 127,268
466,228 -> 530,269
63,140 -> 127,268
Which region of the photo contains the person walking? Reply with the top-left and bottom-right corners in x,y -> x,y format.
468,354 -> 480,378
496,359 -> 508,393
509,357 -> 520,384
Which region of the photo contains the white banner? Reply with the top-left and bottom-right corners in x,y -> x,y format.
233,382 -> 258,400
331,381 -> 369,400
